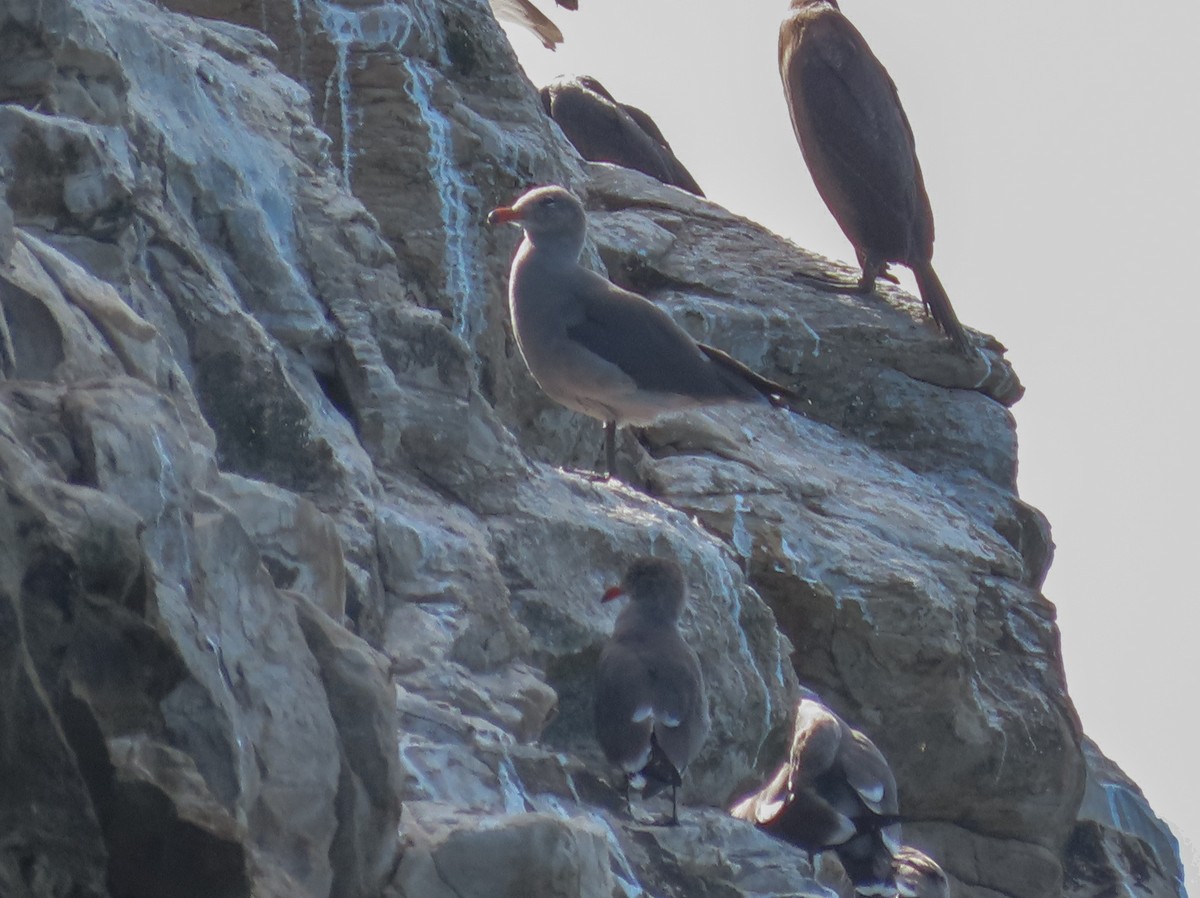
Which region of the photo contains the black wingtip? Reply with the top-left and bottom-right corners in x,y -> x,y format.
697,343 -> 800,408
640,732 -> 683,799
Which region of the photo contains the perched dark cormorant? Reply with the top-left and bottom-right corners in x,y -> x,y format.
540,76 -> 704,196
779,0 -> 972,353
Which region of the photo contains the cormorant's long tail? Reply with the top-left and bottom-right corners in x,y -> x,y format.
912,262 -> 972,356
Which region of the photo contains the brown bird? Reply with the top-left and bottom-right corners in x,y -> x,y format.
540,76 -> 705,196
779,0 -> 972,354
489,0 -> 563,49
488,185 -> 794,477
730,691 -> 903,895
594,557 -> 709,825
488,0 -> 579,49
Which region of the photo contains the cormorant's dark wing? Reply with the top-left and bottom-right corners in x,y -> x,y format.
618,103 -> 705,196
544,79 -> 688,190
787,14 -> 932,253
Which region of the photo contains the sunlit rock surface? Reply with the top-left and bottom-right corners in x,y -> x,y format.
0,1 -> 1183,897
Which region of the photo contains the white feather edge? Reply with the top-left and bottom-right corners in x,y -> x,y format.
856,780 -> 886,806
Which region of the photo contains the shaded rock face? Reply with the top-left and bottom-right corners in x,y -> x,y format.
0,3 -> 1183,898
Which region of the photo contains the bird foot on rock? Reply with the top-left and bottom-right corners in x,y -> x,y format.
855,277 -> 896,295
790,271 -> 864,294
790,269 -> 897,294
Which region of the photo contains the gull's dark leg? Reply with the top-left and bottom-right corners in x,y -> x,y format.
857,257 -> 883,293
604,420 -> 617,478
650,784 -> 680,827
580,421 -> 618,482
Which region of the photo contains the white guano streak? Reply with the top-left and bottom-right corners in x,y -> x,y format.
316,1 -> 483,344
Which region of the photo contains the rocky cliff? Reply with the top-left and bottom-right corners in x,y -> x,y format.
0,1 -> 1185,897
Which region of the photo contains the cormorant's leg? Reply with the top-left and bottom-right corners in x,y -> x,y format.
856,262 -> 881,293
856,252 -> 905,291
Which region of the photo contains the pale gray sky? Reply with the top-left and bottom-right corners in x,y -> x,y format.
502,1 -> 1200,889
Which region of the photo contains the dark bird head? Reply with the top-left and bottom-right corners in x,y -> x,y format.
487,185 -> 587,257
602,556 -> 688,625
575,75 -> 616,102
